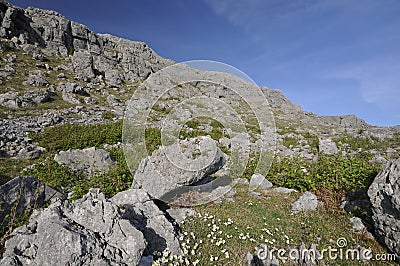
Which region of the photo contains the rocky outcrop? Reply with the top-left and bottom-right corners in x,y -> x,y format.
0,112 -> 63,157
0,176 -> 62,228
0,1 -> 173,83
54,147 -> 114,176
132,136 -> 226,200
0,189 -> 146,266
368,158 -> 400,259
111,189 -> 182,256
0,89 -> 54,109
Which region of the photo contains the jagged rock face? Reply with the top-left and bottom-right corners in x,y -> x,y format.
1,188 -> 184,265
368,158 -> 400,259
54,147 -> 114,176
0,1 -> 173,83
132,136 -> 227,200
0,176 -> 63,229
111,189 -> 182,256
0,189 -> 147,266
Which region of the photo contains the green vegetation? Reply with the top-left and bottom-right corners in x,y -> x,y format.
31,121 -> 123,153
24,148 -> 132,200
301,132 -> 320,150
179,118 -> 224,141
145,127 -> 162,155
0,158 -> 34,186
174,185 -> 393,266
334,133 -> 400,157
266,154 -> 379,193
101,111 -> 116,120
282,136 -> 298,148
25,120 -> 131,199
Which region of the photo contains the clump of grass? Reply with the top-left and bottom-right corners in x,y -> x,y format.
334,134 -> 385,151
145,127 -> 162,155
282,136 -> 298,148
0,158 -> 34,186
301,132 -> 319,150
101,111 -> 116,120
30,121 -> 123,153
179,118 -> 224,141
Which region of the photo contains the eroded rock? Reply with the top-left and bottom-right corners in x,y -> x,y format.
54,147 -> 114,176
368,158 -> 400,259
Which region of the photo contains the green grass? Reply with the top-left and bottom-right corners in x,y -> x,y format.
23,148 -> 132,200
30,120 -> 123,153
169,186 -> 394,265
266,154 -> 379,193
282,136 -> 298,148
0,158 -> 34,186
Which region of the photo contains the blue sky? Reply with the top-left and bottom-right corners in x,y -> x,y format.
10,0 -> 400,126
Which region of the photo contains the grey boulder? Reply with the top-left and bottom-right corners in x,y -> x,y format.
166,208 -> 197,224
291,191 -> 319,213
132,136 -> 226,199
318,138 -> 339,155
54,147 -> 114,176
23,88 -> 54,103
249,173 -> 273,191
368,158 -> 400,259
0,189 -> 146,266
0,176 -> 63,229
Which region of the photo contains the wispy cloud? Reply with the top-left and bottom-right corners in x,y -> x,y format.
325,56 -> 400,109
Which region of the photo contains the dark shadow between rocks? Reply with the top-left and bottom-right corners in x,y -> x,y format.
159,175 -> 232,204
121,205 -> 167,256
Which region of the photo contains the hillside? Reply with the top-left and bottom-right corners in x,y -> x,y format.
0,1 -> 400,265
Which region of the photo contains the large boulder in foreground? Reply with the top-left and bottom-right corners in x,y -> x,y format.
54,147 -> 114,176
111,189 -> 182,256
1,189 -> 146,266
132,136 -> 226,199
0,176 -> 63,229
368,158 -> 400,259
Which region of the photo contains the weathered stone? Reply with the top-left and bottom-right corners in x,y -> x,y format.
23,88 -> 54,103
1,189 -> 146,266
16,144 -> 45,159
111,189 -> 182,256
0,176 -> 63,230
105,69 -> 123,87
368,158 -> 400,259
291,192 -> 319,213
132,136 -> 226,200
273,187 -> 297,194
22,72 -> 48,87
166,208 -> 197,224
106,94 -> 121,106
62,91 -> 80,104
349,217 -> 367,232
0,92 -> 22,108
54,147 -> 114,176
72,50 -> 94,78
318,138 -> 339,155
249,173 -> 273,191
